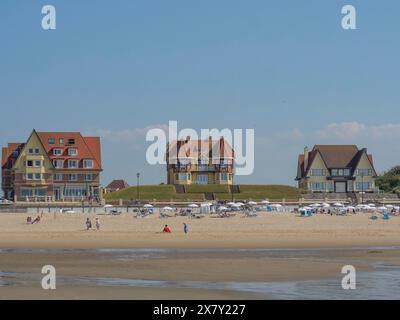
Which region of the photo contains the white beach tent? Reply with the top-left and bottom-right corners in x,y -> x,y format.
247,201 -> 257,206
218,206 -> 228,211
368,203 -> 376,207
261,200 -> 270,204
227,202 -> 235,206
143,204 -> 153,208
162,206 -> 173,211
188,203 -> 199,208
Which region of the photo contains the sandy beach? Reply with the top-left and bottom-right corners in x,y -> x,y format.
0,211 -> 399,249
1,211 -> 400,299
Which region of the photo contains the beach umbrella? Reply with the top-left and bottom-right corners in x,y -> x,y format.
386,205 -> 394,209
310,203 -> 321,207
271,204 -> 282,207
163,206 -> 173,211
218,206 -> 228,211
248,201 -> 257,205
333,203 -> 344,207
368,203 -> 376,207
261,200 -> 270,204
143,204 -> 153,208
346,206 -> 355,210
104,204 -> 113,208
188,203 -> 198,208
232,203 -> 243,207
227,202 -> 235,206
301,206 -> 311,210
322,203 -> 330,207
235,202 -> 244,206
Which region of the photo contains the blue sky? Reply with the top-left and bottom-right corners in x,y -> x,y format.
1,0 -> 400,186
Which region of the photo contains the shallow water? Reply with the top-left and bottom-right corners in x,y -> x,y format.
1,247 -> 400,299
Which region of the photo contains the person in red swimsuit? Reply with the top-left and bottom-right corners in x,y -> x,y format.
162,224 -> 171,233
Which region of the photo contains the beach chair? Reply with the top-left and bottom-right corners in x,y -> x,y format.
383,212 -> 390,220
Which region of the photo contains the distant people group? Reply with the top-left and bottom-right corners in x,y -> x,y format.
85,217 -> 101,231
26,215 -> 41,224
161,223 -> 189,234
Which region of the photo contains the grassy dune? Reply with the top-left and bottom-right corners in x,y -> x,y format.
104,184 -> 302,202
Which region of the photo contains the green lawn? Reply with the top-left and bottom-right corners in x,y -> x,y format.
104,184 -> 302,202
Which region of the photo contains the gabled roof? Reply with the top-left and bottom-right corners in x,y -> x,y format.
296,145 -> 376,180
36,132 -> 102,170
167,137 -> 234,162
106,179 -> 130,190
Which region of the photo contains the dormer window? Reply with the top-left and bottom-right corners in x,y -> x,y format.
48,138 -> 55,145
53,149 -> 63,156
59,138 -> 64,144
53,159 -> 64,168
68,138 -> 75,145
68,148 -> 78,156
68,159 -> 78,168
83,159 -> 93,168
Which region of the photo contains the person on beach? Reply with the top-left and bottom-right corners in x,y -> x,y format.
163,224 -> 171,233
95,217 -> 100,230
183,223 -> 188,234
31,215 -> 40,224
86,217 -> 92,230
26,216 -> 32,224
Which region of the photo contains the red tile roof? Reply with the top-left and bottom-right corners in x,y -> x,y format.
36,132 -> 102,170
1,143 -> 24,168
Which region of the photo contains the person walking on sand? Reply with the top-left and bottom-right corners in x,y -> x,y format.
95,217 -> 100,230
163,224 -> 171,233
86,217 -> 92,230
183,223 -> 188,234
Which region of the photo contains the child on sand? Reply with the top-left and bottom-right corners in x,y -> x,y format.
163,224 -> 171,233
95,217 -> 100,230
86,218 -> 92,230
183,223 -> 188,234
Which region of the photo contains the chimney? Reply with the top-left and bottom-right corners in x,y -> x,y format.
304,146 -> 309,170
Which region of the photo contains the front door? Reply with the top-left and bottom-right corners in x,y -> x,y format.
335,181 -> 347,193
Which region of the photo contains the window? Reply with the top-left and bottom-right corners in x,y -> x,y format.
59,138 -> 64,144
34,173 -> 41,180
68,148 -> 78,156
357,169 -> 372,176
356,182 -> 371,190
68,159 -> 78,168
310,169 -> 325,176
331,168 -> 350,176
34,160 -> 42,167
48,138 -> 55,145
26,173 -> 33,180
220,173 -> 228,180
67,138 -> 75,145
84,174 -> 93,181
177,173 -> 189,181
54,174 -> 63,181
53,159 -> 64,168
83,159 -> 93,168
26,160 -> 33,167
53,149 -> 63,156
34,148 -> 39,154
12,150 -> 19,157
344,169 -> 351,176
28,148 -> 33,154
21,188 -> 46,197
68,174 -> 77,181
311,182 -> 325,191
64,186 -> 87,197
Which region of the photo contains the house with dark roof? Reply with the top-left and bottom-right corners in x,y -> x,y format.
166,136 -> 235,185
1,129 -> 102,201
295,145 -> 377,193
105,179 -> 130,193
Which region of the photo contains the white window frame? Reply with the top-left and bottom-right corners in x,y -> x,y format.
84,174 -> 93,181
83,159 -> 93,169
68,159 -> 78,168
68,148 -> 78,156
53,149 -> 63,156
53,159 -> 64,168
69,174 -> 77,181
